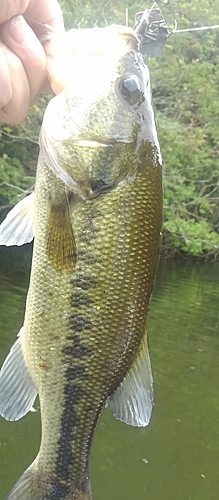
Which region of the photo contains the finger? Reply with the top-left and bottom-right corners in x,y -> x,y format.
0,0 -> 29,24
0,42 -> 30,124
1,15 -> 47,105
25,0 -> 65,35
0,43 -> 12,109
0,0 -> 64,36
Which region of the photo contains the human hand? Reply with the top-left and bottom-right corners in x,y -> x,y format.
0,0 -> 64,124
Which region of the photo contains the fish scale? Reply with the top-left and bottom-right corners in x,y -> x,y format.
23,146 -> 161,495
0,25 -> 162,500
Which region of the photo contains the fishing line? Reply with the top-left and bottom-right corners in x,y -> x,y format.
125,8 -> 129,28
24,12 -> 219,44
24,16 -> 56,33
24,16 -> 219,36
173,24 -> 219,33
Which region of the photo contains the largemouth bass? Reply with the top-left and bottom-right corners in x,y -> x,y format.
0,25 -> 162,500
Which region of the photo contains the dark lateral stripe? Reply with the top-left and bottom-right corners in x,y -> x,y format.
56,404 -> 77,480
65,365 -> 86,380
62,344 -> 92,358
64,383 -> 84,401
69,314 -> 93,332
46,480 -> 71,499
70,274 -> 97,290
55,384 -> 85,485
70,291 -> 94,307
77,250 -> 101,265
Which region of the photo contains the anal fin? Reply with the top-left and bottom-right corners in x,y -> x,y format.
0,327 -> 38,421
108,332 -> 153,427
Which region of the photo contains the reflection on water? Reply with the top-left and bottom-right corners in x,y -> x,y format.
0,246 -> 218,500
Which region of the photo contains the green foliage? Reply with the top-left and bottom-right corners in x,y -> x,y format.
0,97 -> 49,209
155,112 -> 219,258
1,0 -> 219,257
0,130 -> 35,208
148,0 -> 219,258
59,0 -> 138,28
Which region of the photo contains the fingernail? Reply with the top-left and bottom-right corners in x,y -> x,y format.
9,16 -> 27,45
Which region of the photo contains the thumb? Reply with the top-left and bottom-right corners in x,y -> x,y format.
1,15 -> 46,104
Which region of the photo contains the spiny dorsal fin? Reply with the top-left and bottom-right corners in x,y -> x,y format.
0,192 -> 35,246
108,332 -> 153,427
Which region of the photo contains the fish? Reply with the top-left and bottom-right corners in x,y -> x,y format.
0,24 -> 162,500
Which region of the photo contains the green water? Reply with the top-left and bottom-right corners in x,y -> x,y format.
0,245 -> 218,500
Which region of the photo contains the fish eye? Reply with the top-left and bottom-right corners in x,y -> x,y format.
119,76 -> 143,105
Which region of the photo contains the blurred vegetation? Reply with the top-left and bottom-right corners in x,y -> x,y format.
1,0 -> 219,258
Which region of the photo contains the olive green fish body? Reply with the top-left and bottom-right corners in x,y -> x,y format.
0,26 -> 162,500
25,139 -> 161,495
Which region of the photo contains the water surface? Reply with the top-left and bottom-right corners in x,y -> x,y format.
0,246 -> 218,500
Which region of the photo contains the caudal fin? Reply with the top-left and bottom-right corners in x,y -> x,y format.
5,464 -> 41,500
5,462 -> 92,500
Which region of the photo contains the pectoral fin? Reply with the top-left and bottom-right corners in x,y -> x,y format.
108,333 -> 153,427
0,192 -> 35,246
0,327 -> 38,421
46,194 -> 76,272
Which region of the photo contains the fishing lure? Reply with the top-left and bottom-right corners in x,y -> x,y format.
133,1 -> 219,57
133,3 -> 172,57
